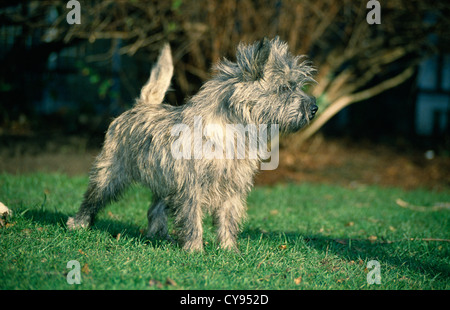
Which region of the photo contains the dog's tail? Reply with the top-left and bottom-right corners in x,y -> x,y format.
139,44 -> 173,104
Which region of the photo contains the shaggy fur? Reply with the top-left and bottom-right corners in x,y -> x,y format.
67,37 -> 318,252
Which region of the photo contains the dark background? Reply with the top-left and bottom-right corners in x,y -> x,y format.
0,0 -> 449,190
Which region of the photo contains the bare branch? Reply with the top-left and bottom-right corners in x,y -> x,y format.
297,66 -> 416,144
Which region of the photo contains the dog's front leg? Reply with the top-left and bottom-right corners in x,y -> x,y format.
174,197 -> 204,252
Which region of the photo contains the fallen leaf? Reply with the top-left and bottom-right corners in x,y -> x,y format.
82,263 -> 90,275
270,209 -> 279,215
5,222 -> 15,228
107,211 -> 120,220
345,221 -> 354,227
395,199 -> 450,212
78,249 -> 88,257
149,279 -> 163,288
294,276 -> 302,285
116,233 -> 121,241
278,245 -> 287,250
368,235 -> 378,242
165,277 -> 177,286
337,277 -> 349,283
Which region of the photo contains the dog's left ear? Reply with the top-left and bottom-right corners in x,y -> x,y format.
236,37 -> 272,81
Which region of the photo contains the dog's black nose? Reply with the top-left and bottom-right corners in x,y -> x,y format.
310,105 -> 318,115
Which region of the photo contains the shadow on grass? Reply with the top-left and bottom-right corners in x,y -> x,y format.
22,209 -> 449,282
241,228 -> 450,282
21,209 -> 156,243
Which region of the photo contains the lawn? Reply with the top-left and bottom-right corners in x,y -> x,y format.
0,173 -> 449,290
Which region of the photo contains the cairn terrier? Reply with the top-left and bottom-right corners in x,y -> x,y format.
67,37 -> 318,252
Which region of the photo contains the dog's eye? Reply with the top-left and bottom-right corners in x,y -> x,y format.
279,85 -> 290,93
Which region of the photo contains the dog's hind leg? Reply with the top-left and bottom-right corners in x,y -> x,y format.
146,197 -> 169,239
67,153 -> 129,230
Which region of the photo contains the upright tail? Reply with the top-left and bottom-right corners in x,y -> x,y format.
139,44 -> 173,104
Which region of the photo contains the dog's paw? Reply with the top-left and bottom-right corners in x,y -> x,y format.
66,216 -> 89,230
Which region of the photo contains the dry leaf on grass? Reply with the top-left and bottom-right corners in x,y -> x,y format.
149,277 -> 177,287
107,211 -> 120,220
337,277 -> 349,283
82,263 -> 90,275
78,249 -> 88,257
368,235 -> 378,242
396,198 -> 450,212
165,277 -> 177,286
149,279 -> 163,288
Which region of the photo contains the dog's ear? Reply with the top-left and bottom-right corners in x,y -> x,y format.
253,37 -> 271,74
236,38 -> 272,81
250,37 -> 271,80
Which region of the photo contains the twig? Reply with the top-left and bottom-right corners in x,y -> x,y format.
326,237 -> 450,244
296,66 -> 415,145
396,198 -> 450,212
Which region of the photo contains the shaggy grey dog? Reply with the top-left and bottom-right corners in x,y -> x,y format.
67,37 -> 318,252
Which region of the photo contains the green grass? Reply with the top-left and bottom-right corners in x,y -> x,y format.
1,173 -> 449,290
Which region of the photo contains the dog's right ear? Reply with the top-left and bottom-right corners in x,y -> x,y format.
254,37 -> 271,68
251,37 -> 271,80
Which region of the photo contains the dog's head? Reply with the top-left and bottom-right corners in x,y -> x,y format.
217,37 -> 318,133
